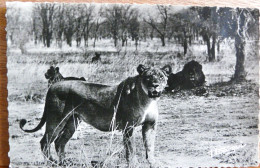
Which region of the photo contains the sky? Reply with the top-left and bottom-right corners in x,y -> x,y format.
6,2 -> 189,21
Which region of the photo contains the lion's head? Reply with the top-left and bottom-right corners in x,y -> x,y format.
137,64 -> 171,98
182,60 -> 205,87
45,66 -> 60,80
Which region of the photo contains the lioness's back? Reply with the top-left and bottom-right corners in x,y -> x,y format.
48,80 -> 118,107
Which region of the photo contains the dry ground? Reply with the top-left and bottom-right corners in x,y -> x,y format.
7,39 -> 259,167
8,84 -> 259,167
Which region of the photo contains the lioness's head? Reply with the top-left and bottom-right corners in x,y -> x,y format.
137,64 -> 171,98
45,66 -> 59,79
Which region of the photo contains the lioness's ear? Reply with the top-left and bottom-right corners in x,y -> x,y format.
55,67 -> 59,72
137,64 -> 148,75
161,65 -> 172,76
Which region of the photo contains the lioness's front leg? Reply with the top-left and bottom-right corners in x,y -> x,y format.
123,127 -> 134,162
142,121 -> 157,167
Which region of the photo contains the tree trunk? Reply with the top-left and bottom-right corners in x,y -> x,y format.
209,34 -> 216,62
46,29 -> 51,48
114,35 -> 118,47
233,9 -> 247,82
160,36 -> 165,47
19,42 -> 27,55
233,34 -> 246,81
183,30 -> 188,55
76,39 -> 80,47
84,33 -> 89,47
93,34 -> 97,48
189,35 -> 192,45
66,34 -> 72,47
76,35 -> 81,47
204,34 -> 211,61
150,29 -> 154,40
42,29 -> 46,47
135,37 -> 138,50
196,30 -> 199,41
46,37 -> 51,48
34,36 -> 37,45
184,38 -> 187,56
177,36 -> 181,44
217,39 -> 220,52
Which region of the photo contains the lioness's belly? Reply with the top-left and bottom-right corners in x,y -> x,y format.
75,100 -> 117,132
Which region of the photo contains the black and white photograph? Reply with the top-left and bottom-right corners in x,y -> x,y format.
6,2 -> 259,167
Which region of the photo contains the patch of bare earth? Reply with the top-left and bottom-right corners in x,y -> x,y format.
8,81 -> 258,167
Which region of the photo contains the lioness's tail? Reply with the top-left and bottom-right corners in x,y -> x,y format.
20,109 -> 46,133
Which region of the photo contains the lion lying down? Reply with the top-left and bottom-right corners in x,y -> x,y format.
20,64 -> 171,167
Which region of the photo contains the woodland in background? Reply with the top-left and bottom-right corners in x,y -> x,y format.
6,4 -> 259,81
6,4 -> 260,167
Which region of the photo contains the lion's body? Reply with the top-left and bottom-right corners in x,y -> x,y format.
45,66 -> 86,87
166,60 -> 205,91
20,65 -> 171,167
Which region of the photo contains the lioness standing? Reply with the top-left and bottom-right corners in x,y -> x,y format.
20,64 -> 171,167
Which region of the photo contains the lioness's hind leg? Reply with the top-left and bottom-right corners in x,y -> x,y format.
41,114 -> 73,163
40,133 -> 55,162
55,114 -> 80,164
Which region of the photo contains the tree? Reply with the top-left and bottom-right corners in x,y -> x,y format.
32,7 -> 41,45
218,7 -> 258,81
38,3 -> 55,48
104,5 -> 122,47
93,18 -> 102,48
53,4 -> 65,48
169,9 -> 198,56
93,8 -> 105,48
81,4 -> 95,47
233,9 -> 255,80
145,5 -> 170,46
140,22 -> 149,42
129,16 -> 140,49
194,7 -> 219,62
119,5 -> 138,46
63,5 -> 76,47
74,4 -> 85,47
6,5 -> 21,45
6,4 -> 33,54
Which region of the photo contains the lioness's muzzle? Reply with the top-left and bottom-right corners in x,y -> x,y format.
148,90 -> 161,98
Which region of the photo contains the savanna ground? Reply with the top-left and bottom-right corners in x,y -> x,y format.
8,38 -> 259,167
